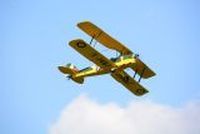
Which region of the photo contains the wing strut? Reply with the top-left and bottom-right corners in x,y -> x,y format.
89,32 -> 103,47
133,69 -> 138,78
89,35 -> 95,45
138,68 -> 146,83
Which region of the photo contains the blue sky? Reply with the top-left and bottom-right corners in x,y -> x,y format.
1,0 -> 200,134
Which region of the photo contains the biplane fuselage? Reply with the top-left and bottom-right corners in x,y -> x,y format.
73,55 -> 136,78
58,21 -> 156,96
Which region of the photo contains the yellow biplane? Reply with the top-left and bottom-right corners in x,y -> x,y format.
58,21 -> 156,96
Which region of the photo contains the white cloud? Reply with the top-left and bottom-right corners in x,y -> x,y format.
49,95 -> 200,134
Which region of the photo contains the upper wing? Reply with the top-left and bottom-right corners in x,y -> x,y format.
111,70 -> 149,96
77,21 -> 133,55
69,39 -> 115,68
131,58 -> 156,79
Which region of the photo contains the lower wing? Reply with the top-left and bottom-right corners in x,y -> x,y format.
111,70 -> 149,96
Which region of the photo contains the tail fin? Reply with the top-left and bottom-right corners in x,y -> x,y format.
58,63 -> 84,84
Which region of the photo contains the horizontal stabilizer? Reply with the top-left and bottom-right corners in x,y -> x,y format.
58,64 -> 78,75
58,64 -> 84,84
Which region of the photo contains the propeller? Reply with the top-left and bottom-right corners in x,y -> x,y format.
134,53 -> 140,58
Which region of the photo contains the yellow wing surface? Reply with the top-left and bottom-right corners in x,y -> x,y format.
111,70 -> 149,96
69,39 -> 115,68
77,21 -> 156,79
131,58 -> 156,79
77,21 -> 133,55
